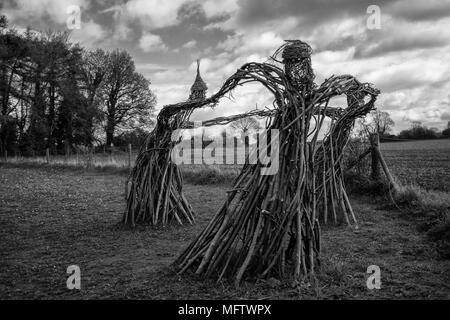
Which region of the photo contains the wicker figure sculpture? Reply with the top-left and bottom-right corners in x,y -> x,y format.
125,40 -> 379,283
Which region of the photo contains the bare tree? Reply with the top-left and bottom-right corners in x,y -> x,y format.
440,120 -> 450,137
81,49 -> 108,112
230,116 -> 261,135
80,49 -> 109,146
358,110 -> 395,138
101,50 -> 156,148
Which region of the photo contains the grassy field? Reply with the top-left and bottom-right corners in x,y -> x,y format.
1,166 -> 450,299
2,151 -> 136,173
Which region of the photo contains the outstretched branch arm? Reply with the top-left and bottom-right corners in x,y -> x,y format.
312,74 -> 380,121
156,62 -> 288,125
180,109 -> 277,129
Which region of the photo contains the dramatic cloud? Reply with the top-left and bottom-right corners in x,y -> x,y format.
388,0 -> 450,22
70,20 -> 106,48
125,0 -> 186,29
2,0 -> 89,28
182,40 -> 197,49
2,0 -> 450,132
139,33 -> 168,52
202,0 -> 239,19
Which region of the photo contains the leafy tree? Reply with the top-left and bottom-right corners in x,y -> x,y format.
0,18 -> 156,155
0,16 -> 30,155
54,46 -> 92,153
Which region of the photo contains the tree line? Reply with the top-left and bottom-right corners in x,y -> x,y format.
398,120 -> 450,140
358,110 -> 450,141
0,15 -> 156,157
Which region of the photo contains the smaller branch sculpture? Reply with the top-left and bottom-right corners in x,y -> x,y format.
123,107 -> 196,227
123,60 -> 209,227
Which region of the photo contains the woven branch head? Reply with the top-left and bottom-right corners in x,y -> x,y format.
281,40 -> 315,90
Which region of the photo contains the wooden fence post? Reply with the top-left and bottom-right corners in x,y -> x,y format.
46,148 -> 50,164
4,150 -> 7,162
370,132 -> 399,191
369,133 -> 381,180
375,146 -> 399,192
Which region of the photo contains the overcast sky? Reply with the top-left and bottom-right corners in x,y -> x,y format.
3,0 -> 450,133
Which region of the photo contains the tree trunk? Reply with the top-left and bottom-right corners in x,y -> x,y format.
47,82 -> 56,151
105,119 -> 115,151
0,64 -> 9,115
29,65 -> 48,154
105,96 -> 117,151
0,64 -> 8,157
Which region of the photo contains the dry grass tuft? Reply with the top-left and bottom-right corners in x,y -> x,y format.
392,184 -> 450,218
390,184 -> 450,259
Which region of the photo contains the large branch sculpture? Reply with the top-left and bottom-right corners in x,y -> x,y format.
124,41 -> 379,284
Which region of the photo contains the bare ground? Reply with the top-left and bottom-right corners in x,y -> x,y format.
0,166 -> 449,299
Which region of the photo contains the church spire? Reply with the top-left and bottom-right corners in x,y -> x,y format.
189,59 -> 208,101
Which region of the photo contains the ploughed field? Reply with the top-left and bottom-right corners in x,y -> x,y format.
1,166 -> 449,299
179,139 -> 450,192
381,139 -> 450,192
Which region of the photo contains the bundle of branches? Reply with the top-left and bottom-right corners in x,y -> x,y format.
124,108 -> 196,227
313,78 -> 379,225
126,40 -> 379,283
123,86 -> 275,227
173,63 -> 379,285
